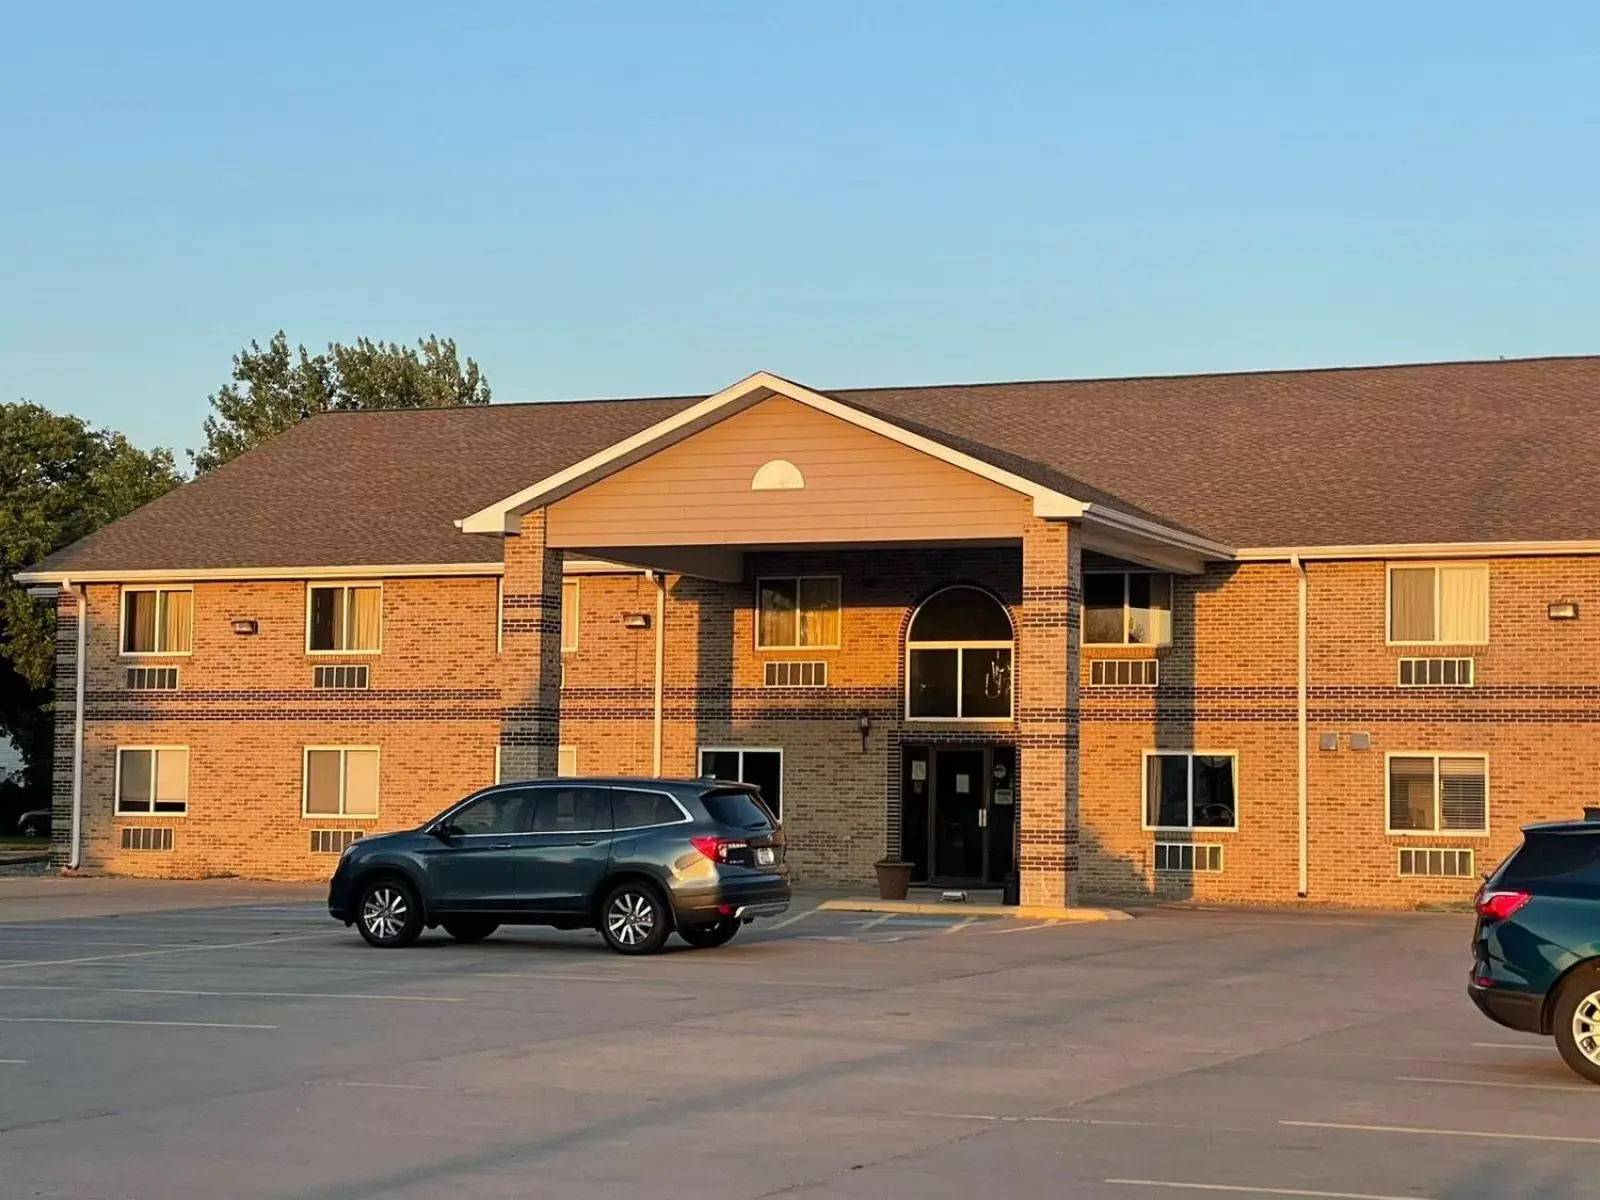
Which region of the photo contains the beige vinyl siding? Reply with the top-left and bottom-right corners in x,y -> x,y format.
546,396 -> 1029,548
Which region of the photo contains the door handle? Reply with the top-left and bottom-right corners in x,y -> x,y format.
493,842 -> 513,849
977,809 -> 988,828
575,839 -> 599,847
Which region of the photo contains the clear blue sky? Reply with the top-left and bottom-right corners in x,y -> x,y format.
2,1 -> 1596,460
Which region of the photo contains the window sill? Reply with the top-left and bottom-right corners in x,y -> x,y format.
1385,642 -> 1489,649
306,650 -> 381,658
120,651 -> 193,660
903,716 -> 1014,725
301,813 -> 381,821
1144,826 -> 1237,835
1386,829 -> 1490,839
115,812 -> 187,819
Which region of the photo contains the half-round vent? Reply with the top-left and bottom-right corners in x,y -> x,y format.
751,459 -> 805,491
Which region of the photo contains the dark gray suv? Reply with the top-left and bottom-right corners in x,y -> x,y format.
327,777 -> 789,955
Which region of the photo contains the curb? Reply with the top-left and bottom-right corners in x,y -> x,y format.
816,898 -> 1132,922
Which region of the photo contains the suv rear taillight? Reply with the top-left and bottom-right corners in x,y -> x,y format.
1476,890 -> 1532,921
689,835 -> 748,864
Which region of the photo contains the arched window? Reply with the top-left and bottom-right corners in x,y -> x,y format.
906,586 -> 1014,720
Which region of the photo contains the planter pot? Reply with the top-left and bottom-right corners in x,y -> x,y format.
874,860 -> 914,901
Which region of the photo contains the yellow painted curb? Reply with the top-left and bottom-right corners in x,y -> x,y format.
816,898 -> 1132,922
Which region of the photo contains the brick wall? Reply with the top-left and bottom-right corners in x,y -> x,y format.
51,531 -> 1600,908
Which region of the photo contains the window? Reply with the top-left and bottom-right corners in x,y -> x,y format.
450,789 -> 532,835
905,586 -> 1013,720
756,577 -> 841,650
558,746 -> 578,777
303,747 -> 379,818
121,587 -> 192,655
528,786 -> 610,833
1388,564 -> 1488,645
699,748 -> 783,820
1142,752 -> 1237,831
307,584 -> 381,653
116,747 -> 189,815
700,787 -> 778,830
561,579 -> 580,652
1387,754 -> 1487,834
612,789 -> 689,830
1084,573 -> 1172,646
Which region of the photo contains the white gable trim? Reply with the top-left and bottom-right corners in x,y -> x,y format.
457,370 -> 1092,535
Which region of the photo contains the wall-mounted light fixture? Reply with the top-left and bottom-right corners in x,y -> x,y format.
1548,601 -> 1580,621
857,712 -> 872,752
230,619 -> 259,635
622,612 -> 651,630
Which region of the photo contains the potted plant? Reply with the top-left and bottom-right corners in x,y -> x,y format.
874,857 -> 914,901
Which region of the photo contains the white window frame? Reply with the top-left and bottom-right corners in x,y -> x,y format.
754,575 -> 842,651
1384,751 -> 1489,837
493,745 -> 502,785
1082,571 -> 1173,647
118,586 -> 194,657
496,577 -> 504,654
561,579 -> 580,653
1140,750 -> 1240,833
305,582 -> 383,656
1385,563 -> 1490,647
114,745 -> 190,816
301,745 -> 381,820
558,745 -> 578,777
697,746 -> 784,818
904,586 -> 1015,723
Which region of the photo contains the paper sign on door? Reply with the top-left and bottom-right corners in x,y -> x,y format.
955,774 -> 971,794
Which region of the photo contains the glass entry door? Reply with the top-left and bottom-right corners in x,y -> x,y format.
901,745 -> 1016,885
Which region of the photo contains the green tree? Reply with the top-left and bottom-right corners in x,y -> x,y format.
0,403 -> 180,803
193,332 -> 491,472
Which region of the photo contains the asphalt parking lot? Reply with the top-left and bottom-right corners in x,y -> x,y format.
0,885 -> 1595,1200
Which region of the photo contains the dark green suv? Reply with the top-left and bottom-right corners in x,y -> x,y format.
328,777 -> 789,955
1469,810 -> 1600,1083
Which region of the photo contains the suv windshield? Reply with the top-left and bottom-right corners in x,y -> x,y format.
701,787 -> 776,831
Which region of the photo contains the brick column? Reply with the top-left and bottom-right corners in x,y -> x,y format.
499,509 -> 563,780
1017,518 -> 1081,908
51,588 -> 79,869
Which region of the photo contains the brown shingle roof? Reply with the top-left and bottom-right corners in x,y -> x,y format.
29,355 -> 1600,575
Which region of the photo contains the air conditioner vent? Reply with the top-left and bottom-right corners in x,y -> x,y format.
120,827 -> 174,852
1398,848 -> 1474,878
310,830 -> 362,854
125,667 -> 179,691
1154,842 -> 1222,873
313,665 -> 370,690
763,660 -> 827,688
1398,658 -> 1474,687
1090,659 -> 1158,687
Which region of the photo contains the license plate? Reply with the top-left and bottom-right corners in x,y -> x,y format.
756,847 -> 776,866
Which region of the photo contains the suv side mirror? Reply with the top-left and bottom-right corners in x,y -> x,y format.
433,821 -> 462,842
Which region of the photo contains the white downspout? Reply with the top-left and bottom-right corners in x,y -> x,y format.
651,571 -> 665,777
69,582 -> 87,871
1293,554 -> 1308,898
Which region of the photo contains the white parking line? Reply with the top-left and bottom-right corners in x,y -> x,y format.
763,907 -> 819,931
849,914 -> 898,932
0,1016 -> 276,1030
1106,1181 -> 1429,1200
1396,1075 -> 1596,1094
1281,1120 -> 1600,1146
334,1081 -> 441,1091
0,1059 -> 28,1065
0,984 -> 459,1003
971,920 -> 1060,936
942,918 -> 981,935
1472,1041 -> 1545,1050
0,930 -> 330,972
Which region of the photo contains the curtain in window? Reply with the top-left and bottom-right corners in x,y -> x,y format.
1439,757 -> 1487,831
1438,567 -> 1488,644
162,591 -> 192,653
1388,756 -> 1435,830
758,580 -> 798,647
118,749 -> 153,812
561,581 -> 579,651
1145,755 -> 1188,828
154,749 -> 188,812
349,588 -> 381,651
305,750 -> 342,815
343,750 -> 380,816
798,578 -> 840,646
1390,568 -> 1436,641
126,592 -> 158,653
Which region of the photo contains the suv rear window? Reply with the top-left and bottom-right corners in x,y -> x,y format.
701,787 -> 776,831
1492,830 -> 1600,887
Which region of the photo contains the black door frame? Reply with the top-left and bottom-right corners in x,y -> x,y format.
901,743 -> 1016,886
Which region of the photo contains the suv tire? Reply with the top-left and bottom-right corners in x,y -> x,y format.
356,876 -> 424,948
679,920 -> 740,949
441,919 -> 499,944
1552,965 -> 1600,1085
599,881 -> 670,955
